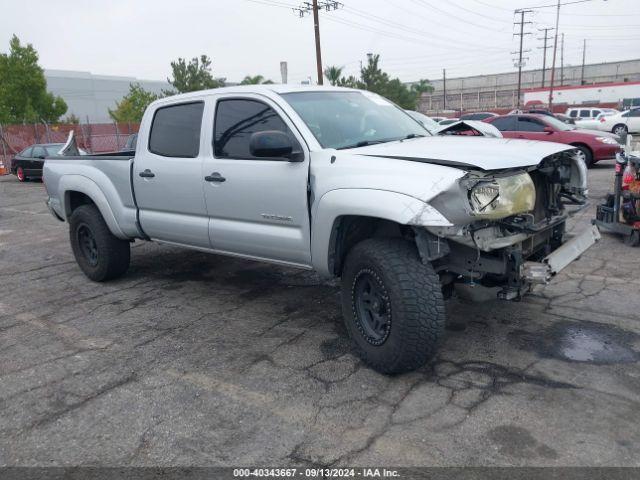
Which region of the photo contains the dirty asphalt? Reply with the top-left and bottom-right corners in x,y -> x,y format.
1,159 -> 639,467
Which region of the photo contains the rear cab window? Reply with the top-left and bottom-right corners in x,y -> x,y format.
148,102 -> 204,158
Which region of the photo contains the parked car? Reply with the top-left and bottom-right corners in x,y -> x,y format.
574,111 -> 616,130
405,110 -> 440,133
430,116 -> 446,123
438,118 -> 459,125
121,133 -> 138,152
565,107 -> 616,120
459,112 -> 498,121
484,114 -> 621,167
11,143 -> 66,181
595,108 -> 640,136
44,85 -> 597,374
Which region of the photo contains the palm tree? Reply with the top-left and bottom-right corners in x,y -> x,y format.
324,66 -> 344,86
240,75 -> 274,85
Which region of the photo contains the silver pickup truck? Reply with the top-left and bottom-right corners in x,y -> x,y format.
44,85 -> 600,373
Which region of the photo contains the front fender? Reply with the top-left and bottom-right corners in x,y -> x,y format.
311,188 -> 452,277
59,175 -> 128,239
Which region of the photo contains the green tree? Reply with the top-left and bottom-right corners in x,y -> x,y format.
324,66 -> 343,86
240,74 -> 274,85
358,54 -> 417,109
411,79 -> 434,95
62,113 -> 80,124
109,83 -> 160,123
0,35 -> 67,123
167,55 -> 224,93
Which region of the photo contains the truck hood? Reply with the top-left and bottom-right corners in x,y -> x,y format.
345,136 -> 575,171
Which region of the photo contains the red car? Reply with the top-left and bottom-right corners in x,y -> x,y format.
484,114 -> 621,167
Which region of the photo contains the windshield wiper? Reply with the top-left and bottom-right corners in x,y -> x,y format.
403,133 -> 427,140
337,139 -> 389,150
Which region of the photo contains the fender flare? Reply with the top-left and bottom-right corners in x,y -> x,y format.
311,188 -> 452,277
59,175 -> 127,239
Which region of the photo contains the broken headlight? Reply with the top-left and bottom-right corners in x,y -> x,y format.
468,172 -> 536,219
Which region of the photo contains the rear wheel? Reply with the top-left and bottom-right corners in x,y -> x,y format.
16,166 -> 26,182
341,238 -> 446,374
69,204 -> 130,281
612,124 -> 628,137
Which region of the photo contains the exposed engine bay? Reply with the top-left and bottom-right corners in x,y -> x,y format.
416,149 -> 595,299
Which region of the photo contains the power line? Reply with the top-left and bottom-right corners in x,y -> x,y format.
410,0 -> 511,33
522,0 -> 595,9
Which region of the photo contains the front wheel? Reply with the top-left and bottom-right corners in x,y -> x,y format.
341,238 -> 446,374
573,145 -> 594,168
69,204 -> 130,281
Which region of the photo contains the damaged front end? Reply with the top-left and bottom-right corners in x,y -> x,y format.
416,149 -> 598,300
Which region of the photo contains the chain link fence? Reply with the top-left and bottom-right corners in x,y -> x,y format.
0,121 -> 140,174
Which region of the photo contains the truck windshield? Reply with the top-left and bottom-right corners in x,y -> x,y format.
281,91 -> 430,150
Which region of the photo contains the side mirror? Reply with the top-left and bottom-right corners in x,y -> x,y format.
543,126 -> 554,134
249,131 -> 295,160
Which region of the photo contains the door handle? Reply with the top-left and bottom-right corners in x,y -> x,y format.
205,172 -> 226,182
139,169 -> 155,178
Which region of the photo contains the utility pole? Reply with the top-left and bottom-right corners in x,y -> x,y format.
580,39 -> 587,85
560,33 -> 565,86
537,27 -> 554,88
548,0 -> 562,110
443,68 -> 447,111
513,9 -> 533,109
295,1 -> 342,85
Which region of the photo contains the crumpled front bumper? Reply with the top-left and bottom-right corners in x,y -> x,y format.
521,224 -> 601,285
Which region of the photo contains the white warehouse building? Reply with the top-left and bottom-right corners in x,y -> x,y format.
44,69 -> 170,123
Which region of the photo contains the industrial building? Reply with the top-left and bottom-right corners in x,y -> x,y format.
44,69 -> 170,123
416,58 -> 640,114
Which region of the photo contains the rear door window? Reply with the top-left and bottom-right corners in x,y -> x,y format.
148,102 -> 204,158
579,109 -> 590,118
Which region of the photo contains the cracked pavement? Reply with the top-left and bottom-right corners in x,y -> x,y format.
1,160 -> 639,467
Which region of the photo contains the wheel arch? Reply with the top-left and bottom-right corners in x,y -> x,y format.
311,189 -> 452,277
60,176 -> 127,239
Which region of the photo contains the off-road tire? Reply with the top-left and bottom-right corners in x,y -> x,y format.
341,238 -> 446,374
69,204 -> 130,281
